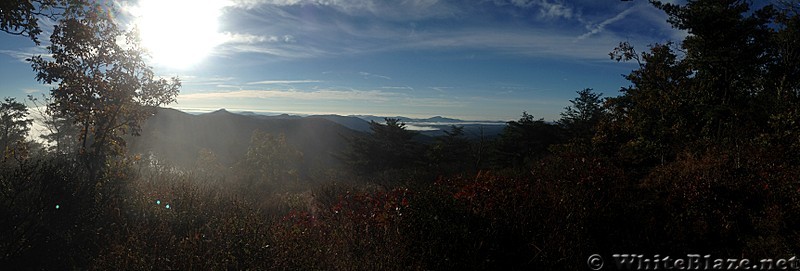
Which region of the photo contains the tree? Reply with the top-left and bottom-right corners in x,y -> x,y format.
241,131 -> 304,189
761,0 -> 800,160
559,88 -> 603,142
427,125 -> 470,173
194,148 -> 225,180
767,1 -> 800,104
0,98 -> 33,159
495,112 -> 562,168
29,7 -> 180,176
344,118 -> 421,173
602,41 -> 693,166
653,0 -> 775,143
0,0 -> 77,44
28,94 -> 79,155
599,0 -> 797,167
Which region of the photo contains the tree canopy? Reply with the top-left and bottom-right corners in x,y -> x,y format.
0,98 -> 32,159
496,112 -> 562,167
0,0 -> 77,44
559,88 -> 603,142
598,0 -> 800,167
28,7 -> 180,173
344,118 -> 422,173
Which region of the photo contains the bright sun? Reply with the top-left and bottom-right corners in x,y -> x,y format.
131,0 -> 229,69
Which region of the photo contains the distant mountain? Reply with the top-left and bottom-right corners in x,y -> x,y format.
309,114 -> 372,132
353,115 -> 470,124
415,124 -> 507,139
128,108 -> 361,169
130,109 -> 507,168
205,108 -> 236,116
350,114 -> 507,139
425,116 -> 463,123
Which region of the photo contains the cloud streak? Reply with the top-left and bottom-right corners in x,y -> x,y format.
246,80 -> 322,85
212,0 -> 675,61
576,4 -> 638,41
180,89 -> 389,101
0,45 -> 50,63
359,72 -> 391,80
506,0 -> 575,20
178,88 -> 468,108
230,0 -> 462,19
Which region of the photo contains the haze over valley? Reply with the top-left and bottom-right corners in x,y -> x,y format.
1,0 -> 799,270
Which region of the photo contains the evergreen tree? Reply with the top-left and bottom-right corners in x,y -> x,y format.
0,98 -> 32,159
559,88 -> 603,142
599,0 -> 793,166
428,125 -> 470,173
344,118 -> 421,173
496,112 -> 562,168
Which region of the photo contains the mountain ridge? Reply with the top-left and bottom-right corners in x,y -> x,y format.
128,107 -> 362,169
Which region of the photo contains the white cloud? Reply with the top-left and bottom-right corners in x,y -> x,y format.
225,33 -> 296,44
536,0 -> 574,19
576,5 -> 638,41
216,84 -> 244,89
0,45 -> 50,63
216,41 -> 329,58
230,0 -> 461,19
381,86 -> 414,91
502,0 -> 574,20
177,88 -> 467,108
179,89 -> 395,101
400,27 -> 634,60
179,75 -> 237,86
359,72 -> 391,80
245,80 -> 321,85
223,33 -> 271,43
430,86 -> 453,92
213,1 -> 668,61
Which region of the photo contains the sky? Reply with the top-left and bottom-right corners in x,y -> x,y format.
0,0 -> 687,121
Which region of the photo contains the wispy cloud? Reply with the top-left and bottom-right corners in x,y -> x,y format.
223,33 -> 296,44
179,75 -> 237,86
178,88 -> 467,108
381,86 -> 414,91
216,84 -> 245,89
400,27 -> 634,60
231,0 -> 462,19
246,80 -> 322,85
359,72 -> 391,80
180,89 -> 393,102
576,4 -> 638,41
213,0 -> 670,61
430,86 -> 453,93
505,0 -> 575,20
0,45 -> 50,63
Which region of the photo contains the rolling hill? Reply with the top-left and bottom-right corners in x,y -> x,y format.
128,108 -> 362,170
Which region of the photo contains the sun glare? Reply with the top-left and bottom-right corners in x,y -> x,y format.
131,0 -> 229,69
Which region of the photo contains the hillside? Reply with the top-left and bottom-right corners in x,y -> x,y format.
128,108 -> 361,169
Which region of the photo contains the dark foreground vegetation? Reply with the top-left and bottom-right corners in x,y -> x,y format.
2,0 -> 800,270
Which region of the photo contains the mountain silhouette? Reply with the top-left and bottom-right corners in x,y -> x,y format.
128,108 -> 361,169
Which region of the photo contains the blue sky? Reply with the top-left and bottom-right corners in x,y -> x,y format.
0,0 -> 686,121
